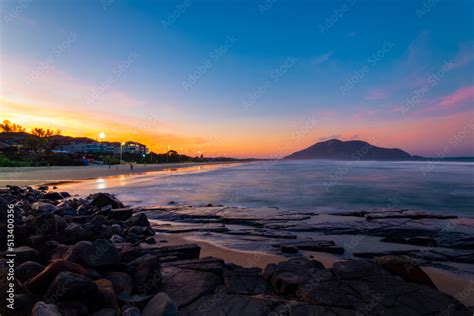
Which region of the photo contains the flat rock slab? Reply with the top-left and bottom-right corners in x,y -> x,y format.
275,239 -> 344,255
180,293 -> 356,316
294,259 -> 470,315
160,266 -> 222,307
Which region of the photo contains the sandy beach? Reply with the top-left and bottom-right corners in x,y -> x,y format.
0,162 -> 238,187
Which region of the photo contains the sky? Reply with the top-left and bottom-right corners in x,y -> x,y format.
1,0 -> 473,158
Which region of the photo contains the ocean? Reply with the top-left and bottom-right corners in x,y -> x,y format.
58,160 -> 474,216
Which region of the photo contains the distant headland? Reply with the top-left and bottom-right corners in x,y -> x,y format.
284,139 -> 413,160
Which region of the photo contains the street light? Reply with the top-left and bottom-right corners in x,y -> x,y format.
120,142 -> 125,163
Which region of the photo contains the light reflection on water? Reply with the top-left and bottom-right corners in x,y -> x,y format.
57,160 -> 474,216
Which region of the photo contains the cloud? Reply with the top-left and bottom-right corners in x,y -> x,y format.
318,134 -> 341,141
439,85 -> 474,109
312,51 -> 333,65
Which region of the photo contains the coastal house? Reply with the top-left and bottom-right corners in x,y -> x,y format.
61,140 -> 120,154
123,141 -> 148,155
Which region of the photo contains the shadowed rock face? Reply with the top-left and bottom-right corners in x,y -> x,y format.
284,139 -> 412,160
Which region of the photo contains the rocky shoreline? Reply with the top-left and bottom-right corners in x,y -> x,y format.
1,186 -> 473,315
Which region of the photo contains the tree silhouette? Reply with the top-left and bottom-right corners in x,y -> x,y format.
0,120 -> 26,133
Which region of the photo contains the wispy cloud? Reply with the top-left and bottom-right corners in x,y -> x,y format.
439,85 -> 474,109
312,51 -> 333,65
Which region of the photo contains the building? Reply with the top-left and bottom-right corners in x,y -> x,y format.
61,140 -> 120,154
123,141 -> 148,155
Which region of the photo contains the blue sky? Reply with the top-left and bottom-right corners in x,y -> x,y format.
1,0 -> 473,157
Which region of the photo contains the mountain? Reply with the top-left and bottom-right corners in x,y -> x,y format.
284,139 -> 412,160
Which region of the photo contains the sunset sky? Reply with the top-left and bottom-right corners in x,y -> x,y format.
1,0 -> 473,158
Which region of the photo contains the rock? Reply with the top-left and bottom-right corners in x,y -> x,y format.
60,192 -> 71,198
27,259 -> 89,293
127,213 -> 150,227
117,293 -> 153,309
51,240 -> 92,262
80,239 -> 121,268
224,265 -> 270,295
263,257 -> 325,294
128,254 -> 162,293
14,293 -> 41,315
28,213 -> 58,235
295,259 -> 470,314
406,236 -> 438,247
374,255 -> 437,288
31,301 -> 61,316
122,307 -> 141,316
156,243 -> 201,261
160,265 -> 221,307
56,301 -> 88,316
281,245 -> 298,253
103,271 -> 133,295
45,271 -> 97,302
37,185 -> 49,191
110,234 -> 124,243
15,261 -> 44,282
277,240 -> 344,255
142,292 -> 179,316
90,308 -> 118,316
94,279 -> 119,309
89,193 -> 124,209
144,237 -> 156,244
31,202 -> 58,213
107,208 -> 133,221
44,192 -> 64,201
12,246 -> 38,263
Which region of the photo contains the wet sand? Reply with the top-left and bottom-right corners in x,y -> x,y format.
160,233 -> 287,269
0,162 -> 237,187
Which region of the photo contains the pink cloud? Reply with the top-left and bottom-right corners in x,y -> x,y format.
439,85 -> 474,109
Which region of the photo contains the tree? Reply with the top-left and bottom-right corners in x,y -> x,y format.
0,120 -> 26,133
31,128 -> 55,138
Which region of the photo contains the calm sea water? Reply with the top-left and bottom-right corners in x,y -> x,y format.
59,160 -> 474,216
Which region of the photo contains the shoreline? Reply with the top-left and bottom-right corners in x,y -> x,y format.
0,161 -> 241,187
1,186 -> 473,315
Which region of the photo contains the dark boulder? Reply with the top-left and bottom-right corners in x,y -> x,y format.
43,192 -> 64,201
93,279 -> 119,309
15,261 -> 44,282
142,292 -> 179,316
31,202 -> 58,213
102,271 -> 133,295
27,259 -> 89,294
56,301 -> 88,316
108,208 -> 133,221
80,239 -> 121,268
126,213 -> 150,227
45,271 -> 97,302
128,254 -> 162,293
31,301 -> 61,316
374,255 -> 436,288
263,257 -> 325,294
12,246 -> 38,263
89,193 -> 124,209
